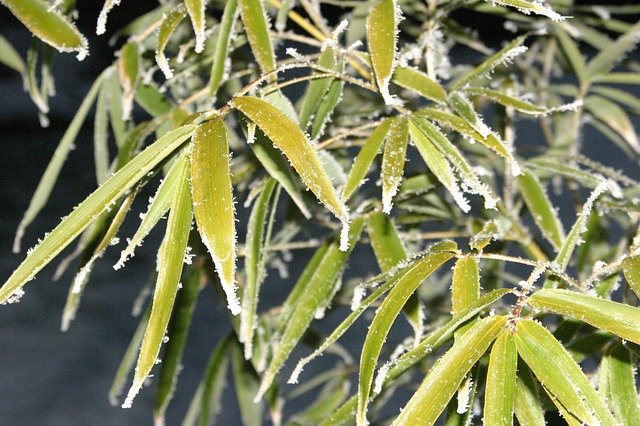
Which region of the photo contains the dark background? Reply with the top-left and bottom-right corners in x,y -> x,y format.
0,1 -> 639,425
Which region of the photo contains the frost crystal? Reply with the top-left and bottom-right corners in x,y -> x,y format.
1,289 -> 25,305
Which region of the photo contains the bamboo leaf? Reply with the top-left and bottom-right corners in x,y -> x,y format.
452,256 -> 480,315
1,0 -> 88,59
513,364 -> 546,426
591,85 -> 640,115
594,73 -> 640,85
154,264 -> 201,424
231,96 -> 350,249
392,316 -> 506,425
123,155 -> 193,408
136,83 -> 173,117
554,25 -> 587,84
342,119 -> 391,202
299,47 -> 338,131
256,218 -> 364,402
191,118 -> 239,314
0,34 -> 25,73
240,178 -> 277,359
107,71 -> 126,148
451,36 -> 527,91
465,87 -> 583,116
209,0 -> 238,97
586,95 -> 640,155
483,330 -> 517,426
606,343 -> 640,425
367,0 -> 402,105
118,42 -> 139,121
357,250 -> 455,425
448,91 -> 492,139
230,340 -> 263,426
13,69 -> 107,254
0,124 -> 195,305
237,0 -> 276,76
515,319 -> 616,425
310,76 -> 344,140
381,116 -> 409,213
622,255 -> 640,298
488,0 -> 564,21
392,66 -> 446,103
184,0 -> 206,53
156,5 -> 187,79
585,21 -> 640,81
529,289 -> 640,345
94,75 -> 111,185
517,170 -> 565,249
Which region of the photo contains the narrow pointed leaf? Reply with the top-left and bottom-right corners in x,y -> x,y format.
489,0 -> 564,21
595,73 -> 640,85
591,85 -> 640,115
155,5 -> 187,79
517,171 -> 565,249
191,118 -> 239,314
448,91 -> 492,139
256,218 -> 364,401
367,0 -> 401,105
484,330 -> 517,426
357,250 -> 455,425
184,0 -> 206,53
237,0 -> 276,76
392,66 -> 446,103
107,72 -> 126,147
96,0 -> 122,35
392,316 -> 506,425
606,343 -> 640,425
586,95 -> 640,155
381,116 -> 409,213
342,119 -> 391,201
0,34 -> 25,73
554,26 -> 587,84
585,21 -> 640,81
154,265 -> 201,424
209,0 -> 238,97
452,256 -> 480,315
1,0 -> 88,59
465,87 -> 582,116
513,365 -> 546,426
299,47 -> 338,131
0,125 -> 195,304
529,289 -> 640,345
230,340 -> 263,426
231,96 -> 349,248
94,76 -> 111,185
123,157 -> 193,408
622,255 -> 640,298
310,76 -> 344,140
118,42 -> 139,121
135,83 -> 173,117
515,319 -> 616,425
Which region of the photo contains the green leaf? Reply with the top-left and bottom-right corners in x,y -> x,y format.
513,364 -> 546,426
299,47 -> 338,131
367,0 -> 401,105
452,256 -> 480,315
230,340 -> 263,426
585,21 -> 640,81
94,74 -> 111,185
529,289 -> 640,345
483,330 -> 517,426
184,0 -> 206,53
594,73 -> 640,85
465,87 -> 582,116
1,0 -> 88,59
0,124 -> 195,304
586,95 -> 640,155
154,265 -> 201,424
310,75 -> 344,140
393,316 -> 506,425
231,96 -> 350,248
342,118 -> 391,202
606,343 -> 640,425
238,0 -> 276,76
0,34 -> 25,73
622,255 -> 640,299
514,319 -> 616,425
392,66 -> 447,103
517,170 -> 565,250
155,5 -> 187,79
118,42 -> 139,120
208,0 -> 238,97
240,178 -> 277,359
448,91 -> 492,139
256,218 -> 364,401
451,36 -> 527,91
106,71 -> 126,147
123,155 -> 193,408
488,0 -> 564,21
381,116 -> 409,213
135,83 -> 173,117
357,250 -> 455,425
554,25 -> 587,84
13,69 -> 107,254
191,118 -> 239,314
591,85 -> 640,116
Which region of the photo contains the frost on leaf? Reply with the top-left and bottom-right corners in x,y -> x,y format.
96,0 -> 122,35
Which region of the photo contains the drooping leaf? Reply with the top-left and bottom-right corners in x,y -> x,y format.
230,340 -> 263,426
1,0 -> 88,59
591,85 -> 640,116
513,364 -> 546,426
584,20 -> 640,81
622,255 -> 640,298
488,0 -> 564,21
237,0 -> 276,76
155,5 -> 187,79
208,0 -> 238,97
367,0 -> 401,105
606,343 -> 640,425
514,319 -> 616,425
94,75 -> 111,185
357,250 -> 455,424
255,218 -> 364,402
123,155 -> 193,408
0,125 -> 195,304
0,34 -> 25,73
483,330 -> 517,426
381,116 -> 409,213
392,316 -> 506,425
184,0 -> 206,53
585,95 -> 640,155
392,66 -> 446,103
452,256 -> 480,315
529,289 -> 640,345
106,71 -> 126,147
554,26 -> 587,84
231,96 -> 350,249
191,118 -> 239,314
118,41 -> 139,121
342,118 -> 391,202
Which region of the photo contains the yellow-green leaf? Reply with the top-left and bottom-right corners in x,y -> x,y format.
231,96 -> 350,248
488,0 -> 564,21
238,0 -> 276,77
118,42 -> 139,120
529,289 -> 640,344
465,87 -> 582,116
586,95 -> 640,155
393,316 -> 506,425
0,34 -> 25,73
514,319 -> 616,425
381,116 -> 409,213
448,91 -> 492,139
191,118 -> 239,314
367,0 -> 401,105
554,26 -> 587,84
209,0 -> 238,97
452,256 -> 480,315
392,66 -> 446,104
184,0 -> 206,53
155,5 -> 187,79
484,330 -> 517,426
513,365 -> 546,426
123,155 -> 193,408
622,255 -> 640,299
585,21 -> 640,81
1,0 -> 88,59
606,343 -> 640,425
